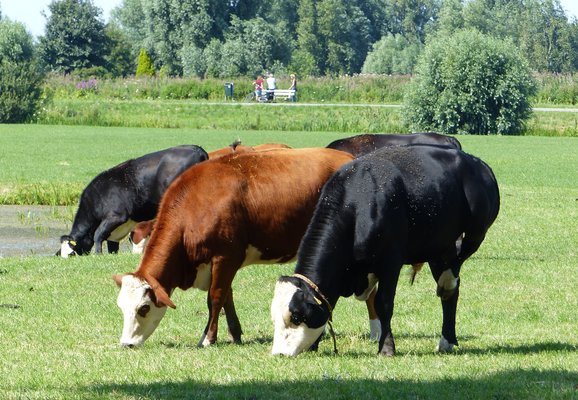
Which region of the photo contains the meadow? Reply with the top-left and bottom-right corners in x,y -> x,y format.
0,126 -> 576,399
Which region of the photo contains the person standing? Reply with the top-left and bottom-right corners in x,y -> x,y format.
289,74 -> 297,102
266,72 -> 276,101
253,75 -> 264,101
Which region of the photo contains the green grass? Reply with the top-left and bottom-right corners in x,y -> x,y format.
0,129 -> 577,399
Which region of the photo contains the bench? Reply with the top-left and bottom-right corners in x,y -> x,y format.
272,89 -> 296,102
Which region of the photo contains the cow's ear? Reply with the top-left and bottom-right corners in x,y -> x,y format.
112,274 -> 125,287
153,286 -> 176,309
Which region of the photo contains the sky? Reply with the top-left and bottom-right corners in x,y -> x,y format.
1,0 -> 578,39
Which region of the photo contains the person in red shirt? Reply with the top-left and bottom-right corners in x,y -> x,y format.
253,75 -> 264,101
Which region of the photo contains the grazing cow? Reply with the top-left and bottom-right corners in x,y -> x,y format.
326,132 -> 462,157
271,145 -> 500,356
112,148 -> 354,347
127,141 -> 293,254
58,145 -> 208,257
327,132 -> 463,340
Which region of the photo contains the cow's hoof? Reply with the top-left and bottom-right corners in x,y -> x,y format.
436,336 -> 455,353
379,333 -> 396,356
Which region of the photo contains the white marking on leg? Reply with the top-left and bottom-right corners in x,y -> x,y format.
369,319 -> 381,341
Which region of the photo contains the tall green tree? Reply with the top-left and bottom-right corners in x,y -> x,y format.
39,0 -> 108,74
292,0 -> 323,76
0,20 -> 45,122
318,0 -> 371,75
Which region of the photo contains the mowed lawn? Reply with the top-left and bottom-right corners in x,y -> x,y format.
0,125 -> 576,399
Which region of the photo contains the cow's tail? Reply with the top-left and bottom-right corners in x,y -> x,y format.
409,263 -> 424,285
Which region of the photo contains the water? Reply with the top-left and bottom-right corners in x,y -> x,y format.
0,206 -> 71,257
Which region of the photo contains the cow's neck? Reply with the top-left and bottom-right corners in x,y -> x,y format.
294,241 -> 350,308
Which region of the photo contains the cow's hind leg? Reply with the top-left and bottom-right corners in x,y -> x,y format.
429,261 -> 460,353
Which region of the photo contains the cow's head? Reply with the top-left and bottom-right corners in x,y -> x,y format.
57,235 -> 92,258
113,274 -> 175,347
271,276 -> 330,356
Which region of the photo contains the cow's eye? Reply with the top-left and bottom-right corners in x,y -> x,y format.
290,312 -> 304,326
137,304 -> 151,318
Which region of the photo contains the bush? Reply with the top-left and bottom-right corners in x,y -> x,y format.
0,20 -> 45,123
403,30 -> 536,135
136,48 -> 155,78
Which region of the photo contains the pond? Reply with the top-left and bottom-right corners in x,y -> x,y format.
0,206 -> 137,258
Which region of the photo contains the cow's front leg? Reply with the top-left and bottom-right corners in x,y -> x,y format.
198,257 -> 240,347
107,241 -> 120,254
93,217 -> 125,254
375,266 -> 401,356
223,287 -> 243,344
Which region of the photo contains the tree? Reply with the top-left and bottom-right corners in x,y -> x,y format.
39,0 -> 108,74
362,34 -> 422,75
0,20 -> 45,123
292,0 -> 324,76
136,48 -> 155,77
404,29 -> 536,135
104,23 -> 134,77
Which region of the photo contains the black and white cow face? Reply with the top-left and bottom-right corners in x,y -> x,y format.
115,275 -> 168,347
271,278 -> 329,356
58,235 -> 92,258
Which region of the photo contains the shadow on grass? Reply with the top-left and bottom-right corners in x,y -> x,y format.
87,369 -> 577,400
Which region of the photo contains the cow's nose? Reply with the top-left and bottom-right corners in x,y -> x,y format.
121,343 -> 135,349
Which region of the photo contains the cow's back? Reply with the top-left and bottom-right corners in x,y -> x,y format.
326,132 -> 462,157
312,145 -> 498,265
153,148 -> 354,264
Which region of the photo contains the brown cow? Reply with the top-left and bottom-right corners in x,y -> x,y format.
113,148 -> 354,347
128,141 -> 293,254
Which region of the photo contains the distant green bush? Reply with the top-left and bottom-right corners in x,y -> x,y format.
404,30 -> 537,135
136,48 -> 155,78
0,20 -> 45,122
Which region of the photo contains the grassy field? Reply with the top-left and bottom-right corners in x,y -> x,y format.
0,128 -> 577,399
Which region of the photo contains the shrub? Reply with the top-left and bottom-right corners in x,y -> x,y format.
136,48 -> 155,78
403,30 -> 536,135
0,20 -> 45,123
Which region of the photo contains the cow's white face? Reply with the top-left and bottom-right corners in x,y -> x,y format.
130,238 -> 147,254
271,280 -> 327,356
116,275 -> 167,347
59,240 -> 76,258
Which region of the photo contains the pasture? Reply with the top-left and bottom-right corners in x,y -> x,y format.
0,125 -> 576,399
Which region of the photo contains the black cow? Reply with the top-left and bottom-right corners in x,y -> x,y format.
326,131 -> 463,341
271,145 -> 499,356
326,132 -> 462,157
58,145 -> 208,257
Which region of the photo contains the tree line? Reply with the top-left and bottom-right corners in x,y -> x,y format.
2,0 -> 577,79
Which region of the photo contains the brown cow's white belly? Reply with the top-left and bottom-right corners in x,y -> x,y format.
108,219 -> 137,242
193,245 -> 293,292
241,245 -> 295,267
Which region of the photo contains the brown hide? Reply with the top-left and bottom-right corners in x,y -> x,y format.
207,142 -> 291,159
133,147 -> 353,345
